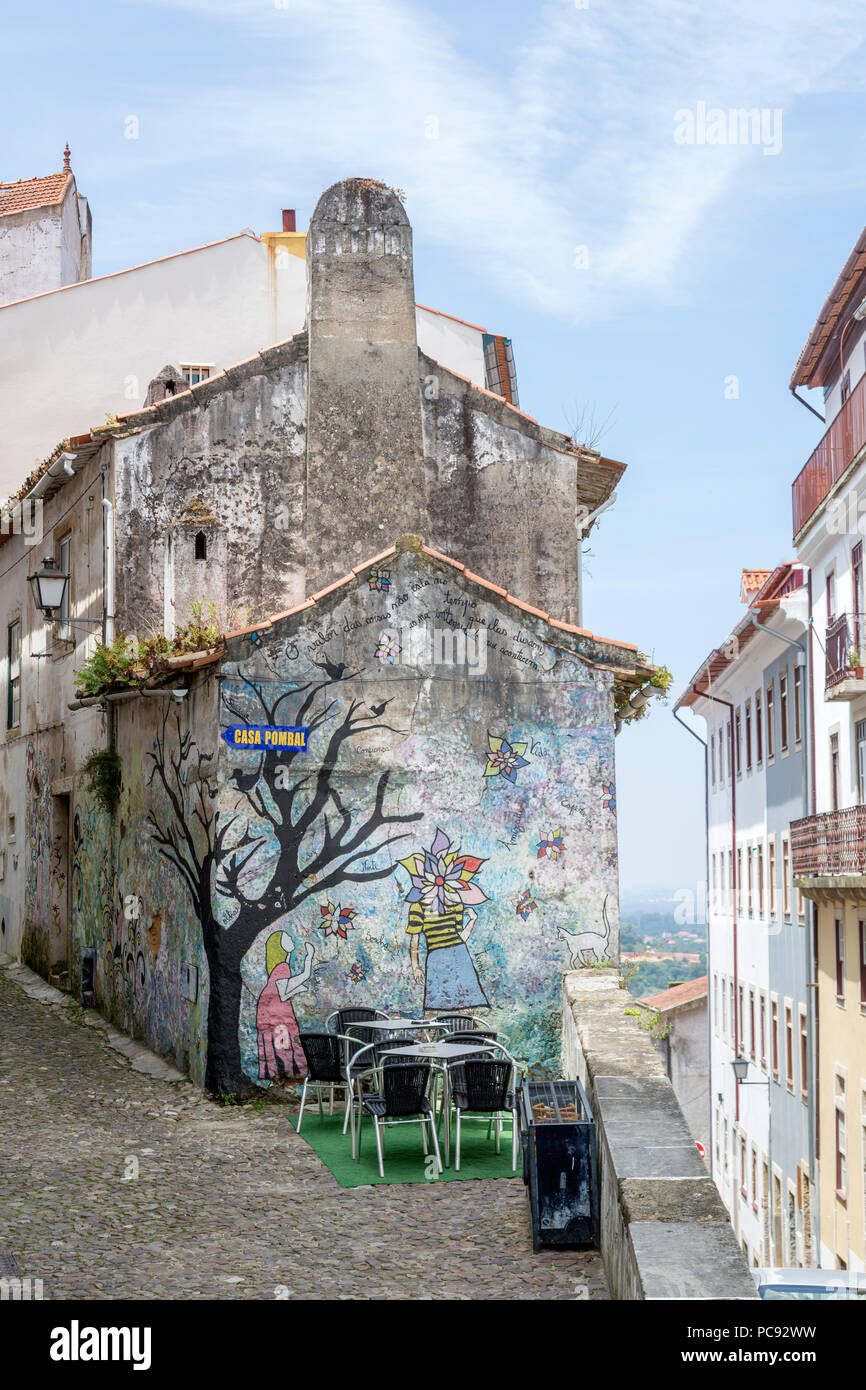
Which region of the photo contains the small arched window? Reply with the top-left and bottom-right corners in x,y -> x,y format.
194,531 -> 207,561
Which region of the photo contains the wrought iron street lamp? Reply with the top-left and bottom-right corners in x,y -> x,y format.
28,555 -> 68,618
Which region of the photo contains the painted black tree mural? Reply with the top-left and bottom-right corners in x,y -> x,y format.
146,671 -> 421,1095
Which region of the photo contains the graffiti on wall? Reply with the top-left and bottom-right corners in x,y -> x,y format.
209,549 -> 620,1089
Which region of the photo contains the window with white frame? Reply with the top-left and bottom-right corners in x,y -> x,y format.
835,1071 -> 847,1199
782,837 -> 791,919
835,917 -> 845,1001
757,841 -> 765,917
180,363 -> 213,387
57,532 -> 72,642
6,620 -> 20,729
769,837 -> 777,917
799,1006 -> 808,1101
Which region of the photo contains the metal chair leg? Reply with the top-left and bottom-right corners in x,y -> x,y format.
455,1109 -> 461,1171
343,1085 -> 352,1135
329,1084 -> 335,1115
429,1108 -> 443,1174
317,1083 -> 324,1118
420,1117 -> 428,1155
495,1113 -> 501,1155
511,1104 -> 518,1172
297,1078 -> 309,1132
374,1117 -> 384,1178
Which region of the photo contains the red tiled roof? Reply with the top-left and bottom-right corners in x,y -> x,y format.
674,563 -> 804,711
741,568 -> 773,596
640,976 -> 708,1011
0,171 -> 73,218
791,227 -> 866,389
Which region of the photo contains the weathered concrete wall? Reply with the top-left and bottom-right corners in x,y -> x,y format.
211,542 -> 621,1091
562,970 -> 757,1300
305,180 -> 427,580
113,338 -> 308,634
420,358 -> 584,622
662,999 -> 709,1153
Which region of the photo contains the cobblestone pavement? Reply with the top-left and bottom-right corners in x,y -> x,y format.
0,971 -> 608,1300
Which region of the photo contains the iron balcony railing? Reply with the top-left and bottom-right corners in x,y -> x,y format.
826,611 -> 866,689
792,369 -> 866,537
791,806 -> 866,877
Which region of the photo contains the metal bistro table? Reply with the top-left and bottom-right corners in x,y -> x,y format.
384,1040 -> 498,1168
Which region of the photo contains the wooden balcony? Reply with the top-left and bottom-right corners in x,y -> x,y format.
825,612 -> 866,700
792,369 -> 866,537
792,806 -> 866,899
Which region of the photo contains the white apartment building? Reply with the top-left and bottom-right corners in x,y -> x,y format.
790,228 -> 866,1272
0,156 -> 518,493
676,564 -> 814,1269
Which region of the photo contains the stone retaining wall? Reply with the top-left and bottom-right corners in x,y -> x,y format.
562,969 -> 757,1300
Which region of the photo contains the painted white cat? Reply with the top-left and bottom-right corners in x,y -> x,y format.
558,895 -> 612,967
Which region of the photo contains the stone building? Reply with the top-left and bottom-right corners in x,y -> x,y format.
0,176 -> 656,1092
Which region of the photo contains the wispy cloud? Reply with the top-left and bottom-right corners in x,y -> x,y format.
116,0 -> 866,319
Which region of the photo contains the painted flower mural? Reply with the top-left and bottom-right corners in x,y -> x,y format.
368,567 -> 390,592
603,783 -> 617,816
375,632 -> 402,664
398,827 -> 490,1010
484,734 -> 530,785
318,901 -> 358,939
348,963 -> 367,984
536,828 -> 565,861
513,888 -> 537,921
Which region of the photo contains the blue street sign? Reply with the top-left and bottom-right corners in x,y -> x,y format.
221,725 -> 309,750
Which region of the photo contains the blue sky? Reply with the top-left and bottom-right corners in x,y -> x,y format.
5,0 -> 866,898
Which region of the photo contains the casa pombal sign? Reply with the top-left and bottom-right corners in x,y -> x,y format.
221,725 -> 309,750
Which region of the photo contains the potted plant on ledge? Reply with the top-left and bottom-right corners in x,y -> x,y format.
848,648 -> 865,680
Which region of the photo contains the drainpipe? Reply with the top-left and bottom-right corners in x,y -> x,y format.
789,385 -> 825,425
673,706 -> 712,1176
694,685 -> 739,1125
101,490 -> 114,646
806,570 -> 820,1256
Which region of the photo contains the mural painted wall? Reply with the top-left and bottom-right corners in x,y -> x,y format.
209,545 -> 621,1091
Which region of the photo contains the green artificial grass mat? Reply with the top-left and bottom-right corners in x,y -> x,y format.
288,1107 -> 519,1187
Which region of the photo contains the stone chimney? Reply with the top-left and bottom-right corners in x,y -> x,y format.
304,178 -> 425,584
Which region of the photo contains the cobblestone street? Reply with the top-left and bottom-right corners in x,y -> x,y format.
0,969 -> 608,1300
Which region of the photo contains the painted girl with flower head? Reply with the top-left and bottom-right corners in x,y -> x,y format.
398,828 -> 490,1010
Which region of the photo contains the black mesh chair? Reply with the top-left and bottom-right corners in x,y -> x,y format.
297,1033 -> 347,1132
359,1062 -> 442,1177
450,1059 -> 519,1172
326,1006 -> 388,1035
433,1012 -> 483,1032
342,1036 -> 420,1146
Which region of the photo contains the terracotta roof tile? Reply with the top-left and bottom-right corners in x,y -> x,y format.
420,545 -> 465,571
311,573 -> 357,602
0,171 -> 73,217
639,976 -> 708,1011
222,619 -> 273,639
415,302 -> 487,334
505,594 -> 549,621
462,569 -> 507,597
352,546 -> 398,576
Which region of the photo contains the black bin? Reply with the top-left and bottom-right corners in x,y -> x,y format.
520,1079 -> 598,1251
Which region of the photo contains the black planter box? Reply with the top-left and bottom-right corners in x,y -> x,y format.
520,1079 -> 599,1251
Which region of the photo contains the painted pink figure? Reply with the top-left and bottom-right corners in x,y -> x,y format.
256,929 -> 314,1080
